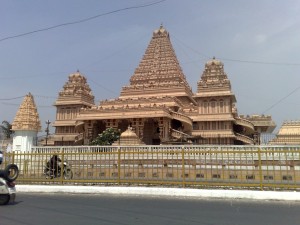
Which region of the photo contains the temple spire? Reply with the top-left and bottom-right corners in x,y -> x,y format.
12,93 -> 41,132
120,25 -> 193,99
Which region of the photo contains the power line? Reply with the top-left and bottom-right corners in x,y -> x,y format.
219,57 -> 300,66
0,0 -> 167,43
172,34 -> 300,66
262,86 -> 300,114
0,96 -> 25,101
1,102 -> 53,108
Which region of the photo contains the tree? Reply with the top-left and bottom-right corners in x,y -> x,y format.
90,128 -> 121,145
0,121 -> 14,139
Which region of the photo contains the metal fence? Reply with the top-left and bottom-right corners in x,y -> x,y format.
1,145 -> 300,190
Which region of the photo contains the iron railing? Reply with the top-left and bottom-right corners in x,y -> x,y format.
1,145 -> 300,190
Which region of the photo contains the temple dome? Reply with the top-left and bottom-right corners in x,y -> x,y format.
121,127 -> 138,138
205,57 -> 223,67
153,24 -> 167,35
113,127 -> 145,145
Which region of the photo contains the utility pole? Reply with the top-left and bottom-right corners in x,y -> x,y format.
45,120 -> 51,146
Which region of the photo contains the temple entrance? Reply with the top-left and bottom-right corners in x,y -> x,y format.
92,121 -> 106,140
143,118 -> 160,145
118,120 -> 130,133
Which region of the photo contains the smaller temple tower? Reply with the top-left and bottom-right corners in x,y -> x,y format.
12,93 -> 41,151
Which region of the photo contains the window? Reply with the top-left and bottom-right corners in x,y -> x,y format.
246,175 -> 255,180
193,122 -> 199,130
125,172 -> 132,177
203,101 -> 208,114
210,100 -> 216,113
212,174 -> 220,179
111,172 -> 118,177
152,173 -> 158,178
99,172 -> 105,177
229,174 -> 237,179
87,172 -> 93,177
212,122 -> 217,130
66,109 -> 71,119
264,175 -> 273,180
166,173 -> 173,178
196,173 -> 204,178
219,122 -> 225,129
138,172 -> 145,178
282,175 -> 293,181
220,100 -> 224,113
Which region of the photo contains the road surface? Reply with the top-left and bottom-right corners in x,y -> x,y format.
1,193 -> 300,225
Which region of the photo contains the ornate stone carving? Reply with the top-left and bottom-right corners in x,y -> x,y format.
197,57 -> 231,92
12,93 -> 41,131
120,25 -> 193,99
57,70 -> 94,105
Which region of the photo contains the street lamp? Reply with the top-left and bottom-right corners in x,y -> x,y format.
45,120 -> 51,146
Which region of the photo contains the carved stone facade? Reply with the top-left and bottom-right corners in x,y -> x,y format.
52,71 -> 95,145
12,93 -> 41,132
12,93 -> 41,151
269,121 -> 300,145
52,26 -> 275,146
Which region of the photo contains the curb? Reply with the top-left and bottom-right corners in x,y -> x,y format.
16,185 -> 300,201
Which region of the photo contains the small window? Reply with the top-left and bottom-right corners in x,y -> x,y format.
212,174 -> 220,179
264,175 -> 273,180
152,173 -> 158,178
138,172 -> 145,178
87,172 -> 93,177
196,173 -> 204,178
166,173 -> 173,178
246,175 -> 255,180
229,174 -> 237,179
282,175 -> 293,181
111,172 -> 118,177
181,173 -> 189,178
99,172 -> 105,177
125,172 -> 132,177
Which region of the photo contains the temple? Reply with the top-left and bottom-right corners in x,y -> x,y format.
51,25 -> 275,146
269,121 -> 300,145
12,93 -> 41,151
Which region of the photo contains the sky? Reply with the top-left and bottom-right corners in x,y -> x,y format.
1,0 -> 300,136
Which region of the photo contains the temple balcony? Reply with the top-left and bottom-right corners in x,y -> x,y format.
234,117 -> 255,135
192,130 -> 236,138
169,110 -> 193,131
235,133 -> 255,145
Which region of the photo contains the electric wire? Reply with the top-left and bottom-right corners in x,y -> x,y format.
0,96 -> 25,101
0,0 -> 167,43
262,86 -> 300,114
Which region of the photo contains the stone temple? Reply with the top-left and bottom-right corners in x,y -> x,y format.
51,25 -> 275,146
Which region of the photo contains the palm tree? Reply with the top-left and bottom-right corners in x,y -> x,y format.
0,120 -> 14,139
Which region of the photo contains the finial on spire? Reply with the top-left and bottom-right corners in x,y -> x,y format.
77,69 -> 80,73
160,23 -> 163,29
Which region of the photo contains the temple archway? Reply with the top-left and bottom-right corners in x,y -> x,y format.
142,118 -> 160,145
118,120 -> 130,133
92,121 -> 106,139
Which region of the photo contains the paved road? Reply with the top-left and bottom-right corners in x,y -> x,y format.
1,193 -> 300,225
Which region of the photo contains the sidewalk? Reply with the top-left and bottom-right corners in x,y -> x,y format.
16,185 -> 300,201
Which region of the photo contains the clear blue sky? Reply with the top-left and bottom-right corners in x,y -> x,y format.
1,0 -> 300,136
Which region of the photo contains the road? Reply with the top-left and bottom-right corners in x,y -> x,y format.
1,193 -> 300,225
